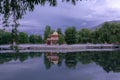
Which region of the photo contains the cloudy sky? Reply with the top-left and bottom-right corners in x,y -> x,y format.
4,0 -> 120,35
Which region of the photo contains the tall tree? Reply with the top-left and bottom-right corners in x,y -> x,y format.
96,22 -> 120,43
77,28 -> 92,43
57,28 -> 62,34
36,35 -> 43,43
0,31 -> 12,44
44,25 -> 51,42
65,27 -> 77,44
58,34 -> 65,45
29,35 -> 36,44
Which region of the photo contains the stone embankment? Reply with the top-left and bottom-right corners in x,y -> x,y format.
0,44 -> 120,53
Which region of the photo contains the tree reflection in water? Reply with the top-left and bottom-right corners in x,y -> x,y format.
65,53 -> 78,69
0,52 -> 42,63
0,51 -> 120,73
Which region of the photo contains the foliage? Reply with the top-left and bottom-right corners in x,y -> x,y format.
18,32 -> 29,44
0,30 -> 42,45
93,22 -> 120,43
65,27 -> 77,44
58,34 -> 65,45
0,31 -> 12,44
1,22 -> 120,45
29,34 -> 42,44
44,25 -> 51,42
65,53 -> 77,68
57,28 -> 62,34
76,22 -> 120,44
0,52 -> 42,63
0,51 -> 120,73
77,28 -> 92,43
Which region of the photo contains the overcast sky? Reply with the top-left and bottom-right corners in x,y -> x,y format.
2,0 -> 120,35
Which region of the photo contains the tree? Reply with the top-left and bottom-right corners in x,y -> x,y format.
91,29 -> 100,43
57,28 -> 65,45
96,22 -> 120,43
29,35 -> 36,44
58,34 -> 65,45
65,53 -> 78,68
44,25 -> 51,42
65,27 -> 77,44
29,34 -> 42,44
77,28 -> 92,43
0,31 -> 12,44
57,28 -> 62,34
36,35 -> 43,43
18,32 -> 29,44
44,54 -> 51,69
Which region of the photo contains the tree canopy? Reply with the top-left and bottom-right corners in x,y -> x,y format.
65,27 -> 77,44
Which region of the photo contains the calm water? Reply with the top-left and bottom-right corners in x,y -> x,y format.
0,51 -> 120,80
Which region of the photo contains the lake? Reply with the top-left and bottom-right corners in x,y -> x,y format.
0,51 -> 120,80
1,1 -> 120,80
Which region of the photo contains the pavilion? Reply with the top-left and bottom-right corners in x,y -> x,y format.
46,31 -> 59,45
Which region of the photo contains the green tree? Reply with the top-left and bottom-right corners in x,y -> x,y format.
65,27 -> 77,44
44,25 -> 51,42
57,28 -> 62,34
65,53 -> 78,68
58,34 -> 65,45
44,54 -> 51,69
91,29 -> 100,43
29,34 -> 42,44
96,22 -> 120,43
29,35 -> 36,44
0,31 -> 12,44
36,35 -> 43,43
77,28 -> 92,43
18,32 -> 29,44
50,29 -> 55,34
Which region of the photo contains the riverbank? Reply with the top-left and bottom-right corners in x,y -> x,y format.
0,44 -> 120,53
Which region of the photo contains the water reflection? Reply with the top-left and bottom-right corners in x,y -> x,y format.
45,52 -> 59,64
44,52 -> 59,69
0,51 -> 120,73
0,52 -> 42,63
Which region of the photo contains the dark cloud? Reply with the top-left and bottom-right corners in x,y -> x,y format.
17,0 -> 120,34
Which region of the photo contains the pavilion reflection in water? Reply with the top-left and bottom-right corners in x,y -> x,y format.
45,52 -> 59,64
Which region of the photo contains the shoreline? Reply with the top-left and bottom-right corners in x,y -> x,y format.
0,44 -> 120,53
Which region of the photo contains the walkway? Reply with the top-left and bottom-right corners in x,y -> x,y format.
0,44 -> 120,53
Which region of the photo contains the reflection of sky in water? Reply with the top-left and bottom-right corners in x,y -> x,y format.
0,54 -> 120,80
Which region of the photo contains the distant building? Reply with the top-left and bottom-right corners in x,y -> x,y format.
46,31 -> 59,45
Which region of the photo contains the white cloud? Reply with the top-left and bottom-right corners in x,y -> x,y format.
19,20 -> 40,27
106,0 -> 120,9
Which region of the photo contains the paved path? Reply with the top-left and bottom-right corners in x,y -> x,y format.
0,44 -> 120,53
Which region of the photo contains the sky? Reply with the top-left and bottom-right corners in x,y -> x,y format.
2,0 -> 120,35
